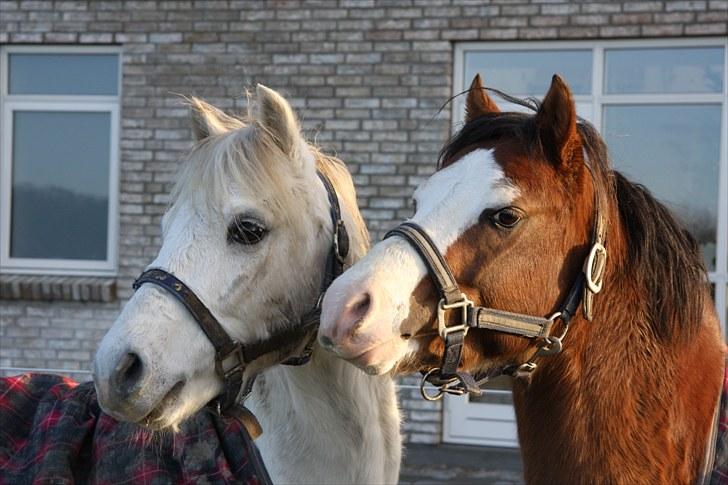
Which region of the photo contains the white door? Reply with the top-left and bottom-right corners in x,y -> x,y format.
443,376 -> 518,447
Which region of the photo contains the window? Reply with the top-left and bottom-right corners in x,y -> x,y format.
454,38 -> 728,334
0,46 -> 121,276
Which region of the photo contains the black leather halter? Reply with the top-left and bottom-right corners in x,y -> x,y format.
384,187 -> 606,401
133,170 -> 349,417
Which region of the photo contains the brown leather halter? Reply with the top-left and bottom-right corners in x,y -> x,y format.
384,172 -> 607,401
132,171 -> 349,419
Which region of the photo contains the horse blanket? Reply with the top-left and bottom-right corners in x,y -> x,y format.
0,374 -> 271,485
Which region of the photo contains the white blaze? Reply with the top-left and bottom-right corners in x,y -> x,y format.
325,149 -> 519,355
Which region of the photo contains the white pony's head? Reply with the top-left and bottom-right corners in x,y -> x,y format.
93,85 -> 366,429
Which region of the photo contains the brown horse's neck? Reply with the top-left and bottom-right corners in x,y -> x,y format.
511,215 -> 724,484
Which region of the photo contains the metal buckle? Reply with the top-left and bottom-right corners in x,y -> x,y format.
437,296 -> 474,339
217,342 -> 245,379
584,241 -> 607,294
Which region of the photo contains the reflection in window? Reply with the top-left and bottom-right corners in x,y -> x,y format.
9,53 -> 119,96
605,47 -> 724,94
10,111 -> 111,260
604,104 -> 722,270
464,50 -> 592,96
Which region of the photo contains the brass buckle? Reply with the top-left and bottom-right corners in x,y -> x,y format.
437,296 -> 473,339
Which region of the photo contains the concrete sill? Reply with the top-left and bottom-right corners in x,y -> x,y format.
0,275 -> 117,303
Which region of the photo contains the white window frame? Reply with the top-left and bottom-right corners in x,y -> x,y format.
0,45 -> 122,276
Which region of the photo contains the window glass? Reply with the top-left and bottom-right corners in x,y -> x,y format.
603,104 -> 722,270
604,47 -> 724,94
9,54 -> 119,95
464,50 -> 592,96
10,111 -> 111,260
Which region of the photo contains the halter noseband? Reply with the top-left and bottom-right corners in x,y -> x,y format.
384,181 -> 607,401
132,170 -> 349,423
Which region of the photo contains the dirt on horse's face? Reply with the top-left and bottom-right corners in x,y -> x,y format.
319,74 -> 596,376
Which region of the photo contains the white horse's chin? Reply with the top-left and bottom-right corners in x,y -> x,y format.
134,381 -> 190,431
101,375 -> 220,432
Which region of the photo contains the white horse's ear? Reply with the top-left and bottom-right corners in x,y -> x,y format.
189,97 -> 244,141
253,84 -> 301,157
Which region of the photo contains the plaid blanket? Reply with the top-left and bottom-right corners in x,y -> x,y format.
0,374 -> 271,485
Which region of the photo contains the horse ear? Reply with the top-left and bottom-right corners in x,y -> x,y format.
465,73 -> 500,123
189,97 -> 243,141
253,84 -> 301,157
535,75 -> 582,170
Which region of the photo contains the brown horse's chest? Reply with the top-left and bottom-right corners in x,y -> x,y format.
511,329 -> 723,485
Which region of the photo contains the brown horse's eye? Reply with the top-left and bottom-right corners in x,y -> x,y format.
491,207 -> 523,229
228,217 -> 267,245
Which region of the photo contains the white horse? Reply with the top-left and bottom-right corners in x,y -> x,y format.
93,85 -> 401,484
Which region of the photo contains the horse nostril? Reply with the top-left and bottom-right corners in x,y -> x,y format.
113,352 -> 144,398
319,335 -> 335,350
348,292 -> 372,329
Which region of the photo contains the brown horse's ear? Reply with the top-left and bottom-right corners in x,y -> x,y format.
465,73 -> 500,123
535,75 -> 582,170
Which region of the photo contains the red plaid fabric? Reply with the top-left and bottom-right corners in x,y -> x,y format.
0,374 -> 271,485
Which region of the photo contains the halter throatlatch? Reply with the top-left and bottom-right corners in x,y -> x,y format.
384,191 -> 606,401
132,170 -> 349,436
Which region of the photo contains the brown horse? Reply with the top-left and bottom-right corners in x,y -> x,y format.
319,73 -> 726,484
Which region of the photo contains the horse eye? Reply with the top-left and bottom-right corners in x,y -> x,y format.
228,218 -> 267,245
491,207 -> 523,229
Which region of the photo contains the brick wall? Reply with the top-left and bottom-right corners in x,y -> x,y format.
1,0 -> 725,444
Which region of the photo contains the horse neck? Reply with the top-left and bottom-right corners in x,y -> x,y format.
246,160 -> 400,484
511,204 -> 724,483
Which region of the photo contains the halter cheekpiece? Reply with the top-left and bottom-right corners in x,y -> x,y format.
384,174 -> 607,401
132,170 -> 349,429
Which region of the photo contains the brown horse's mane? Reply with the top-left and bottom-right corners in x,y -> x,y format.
439,93 -> 707,342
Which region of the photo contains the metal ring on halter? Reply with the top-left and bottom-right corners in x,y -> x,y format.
420,368 -> 471,401
420,368 -> 446,401
585,242 -> 607,294
535,312 -> 569,357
